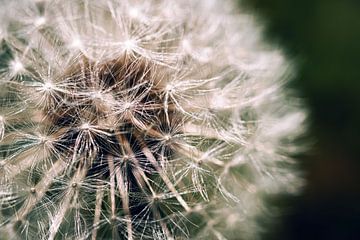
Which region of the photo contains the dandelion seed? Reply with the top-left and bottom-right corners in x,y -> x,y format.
0,115 -> 4,141
9,59 -> 25,75
122,39 -> 138,52
34,16 -> 46,28
70,37 -> 83,50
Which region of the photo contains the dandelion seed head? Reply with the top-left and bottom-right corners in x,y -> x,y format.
0,0 -> 307,239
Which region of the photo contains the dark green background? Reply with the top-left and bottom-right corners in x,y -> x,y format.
241,0 -> 360,239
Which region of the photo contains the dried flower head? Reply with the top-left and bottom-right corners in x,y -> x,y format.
0,0 -> 306,239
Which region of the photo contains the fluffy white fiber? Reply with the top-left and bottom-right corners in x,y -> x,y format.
0,0 -> 306,239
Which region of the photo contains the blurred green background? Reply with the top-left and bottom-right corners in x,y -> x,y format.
241,0 -> 360,239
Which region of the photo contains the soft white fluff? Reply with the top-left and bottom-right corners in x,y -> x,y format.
0,0 -> 306,239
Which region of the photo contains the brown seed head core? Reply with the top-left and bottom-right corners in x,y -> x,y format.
49,54 -> 179,162
42,54 -> 185,223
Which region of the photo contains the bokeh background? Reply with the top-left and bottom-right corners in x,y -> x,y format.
241,0 -> 360,239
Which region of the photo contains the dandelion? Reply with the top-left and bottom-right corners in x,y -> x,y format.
0,0 -> 306,239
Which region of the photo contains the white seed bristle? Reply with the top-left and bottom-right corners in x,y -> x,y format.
0,0 -> 307,239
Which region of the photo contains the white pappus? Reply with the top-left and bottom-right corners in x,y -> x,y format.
0,0 -> 307,239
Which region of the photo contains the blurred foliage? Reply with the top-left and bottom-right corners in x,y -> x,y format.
241,0 -> 360,239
